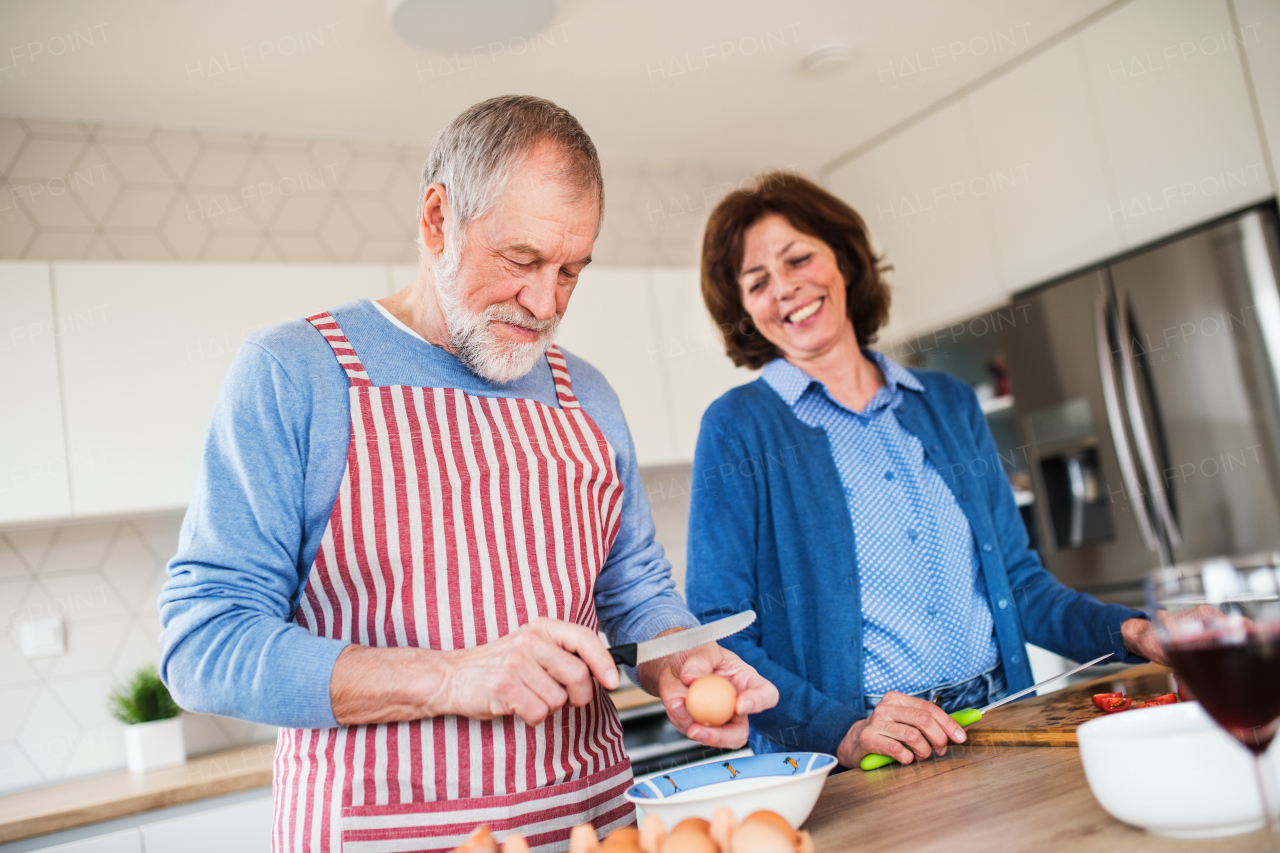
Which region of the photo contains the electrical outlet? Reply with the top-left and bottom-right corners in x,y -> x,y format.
18,617 -> 65,659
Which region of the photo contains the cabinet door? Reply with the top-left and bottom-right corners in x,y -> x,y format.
825,102 -> 1006,341
0,261 -> 71,523
1233,0 -> 1280,189
647,268 -> 758,460
53,263 -> 390,516
1081,0 -> 1271,246
969,36 -> 1124,290
556,267 -> 679,466
140,790 -> 272,853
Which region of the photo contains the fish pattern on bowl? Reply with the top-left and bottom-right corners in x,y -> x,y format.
629,753 -> 834,800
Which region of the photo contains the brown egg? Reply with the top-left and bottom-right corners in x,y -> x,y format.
742,811 -> 797,845
569,823 -> 602,852
455,825 -> 499,853
671,818 -> 710,836
729,822 -> 794,853
500,832 -> 531,853
640,814 -> 666,853
709,806 -> 737,851
685,675 -> 738,726
601,827 -> 641,850
660,829 -> 719,853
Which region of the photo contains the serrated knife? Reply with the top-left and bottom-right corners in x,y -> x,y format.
608,611 -> 756,667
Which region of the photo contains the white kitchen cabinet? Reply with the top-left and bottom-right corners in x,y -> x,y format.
139,789 -> 272,853
647,268 -> 758,460
26,829 -> 141,853
1232,0 -> 1280,187
968,36 -> 1124,290
556,267 -> 680,465
826,102 -> 1007,342
53,263 -> 391,516
0,262 -> 72,523
1080,0 -> 1272,246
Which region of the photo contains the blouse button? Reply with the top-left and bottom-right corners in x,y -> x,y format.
998,598 -> 1009,609
983,543 -> 993,552
885,470 -> 895,481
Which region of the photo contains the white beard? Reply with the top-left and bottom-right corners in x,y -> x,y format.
433,238 -> 561,384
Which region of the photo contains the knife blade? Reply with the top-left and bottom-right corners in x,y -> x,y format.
608,611 -> 756,668
860,652 -> 1113,771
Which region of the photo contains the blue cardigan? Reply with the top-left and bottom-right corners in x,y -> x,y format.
684,368 -> 1146,756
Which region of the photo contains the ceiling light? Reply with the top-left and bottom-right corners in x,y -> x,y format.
387,0 -> 560,53
800,42 -> 857,76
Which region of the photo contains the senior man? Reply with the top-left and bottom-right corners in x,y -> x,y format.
159,95 -> 778,853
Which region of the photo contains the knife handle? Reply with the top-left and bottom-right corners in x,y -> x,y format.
859,708 -> 983,771
609,644 -> 637,668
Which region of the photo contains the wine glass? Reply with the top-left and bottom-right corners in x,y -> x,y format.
1147,554 -> 1280,845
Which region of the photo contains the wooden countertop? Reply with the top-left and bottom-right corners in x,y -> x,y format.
807,744 -> 1269,852
807,663 -> 1270,851
0,741 -> 275,843
0,688 -> 661,844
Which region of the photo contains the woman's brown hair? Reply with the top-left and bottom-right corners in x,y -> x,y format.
700,171 -> 891,369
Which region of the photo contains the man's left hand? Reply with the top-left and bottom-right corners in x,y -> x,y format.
1121,617 -> 1168,665
637,629 -> 779,749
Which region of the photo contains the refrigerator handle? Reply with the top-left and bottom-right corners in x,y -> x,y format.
1065,455 -> 1086,547
1115,290 -> 1185,549
1094,294 -> 1161,553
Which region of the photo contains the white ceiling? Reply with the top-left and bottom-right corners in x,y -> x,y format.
0,0 -> 1116,174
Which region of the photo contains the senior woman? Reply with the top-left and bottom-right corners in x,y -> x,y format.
684,173 -> 1166,769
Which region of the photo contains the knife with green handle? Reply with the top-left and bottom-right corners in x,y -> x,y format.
859,653 -> 1112,770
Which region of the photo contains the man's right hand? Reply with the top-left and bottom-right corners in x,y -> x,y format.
835,691 -> 968,768
330,618 -> 620,727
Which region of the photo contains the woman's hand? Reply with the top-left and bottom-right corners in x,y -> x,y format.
836,691 -> 968,768
1121,617 -> 1168,666
638,630 -> 779,749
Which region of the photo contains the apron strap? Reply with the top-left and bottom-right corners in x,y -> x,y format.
544,344 -> 580,409
305,312 -> 373,388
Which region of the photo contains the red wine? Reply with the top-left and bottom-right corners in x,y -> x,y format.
1165,629 -> 1280,754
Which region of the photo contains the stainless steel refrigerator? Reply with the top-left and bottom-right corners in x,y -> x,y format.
1001,204 -> 1280,601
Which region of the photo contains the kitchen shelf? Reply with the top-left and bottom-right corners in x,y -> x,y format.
980,394 -> 1015,415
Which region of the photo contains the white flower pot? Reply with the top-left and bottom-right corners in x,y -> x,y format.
124,715 -> 186,774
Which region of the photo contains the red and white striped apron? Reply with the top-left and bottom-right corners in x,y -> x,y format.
273,312 -> 634,853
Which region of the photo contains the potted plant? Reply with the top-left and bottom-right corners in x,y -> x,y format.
109,665 -> 186,773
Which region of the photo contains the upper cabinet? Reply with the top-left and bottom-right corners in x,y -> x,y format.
648,268 -> 758,460
827,0 -> 1276,340
827,103 -> 1007,342
1080,0 -> 1271,246
556,267 -> 680,466
968,36 -> 1123,289
53,263 -> 390,517
0,262 -> 71,522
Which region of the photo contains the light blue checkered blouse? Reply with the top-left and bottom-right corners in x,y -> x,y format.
761,352 -> 1000,694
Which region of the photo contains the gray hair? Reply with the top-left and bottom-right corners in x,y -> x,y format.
419,95 -> 604,238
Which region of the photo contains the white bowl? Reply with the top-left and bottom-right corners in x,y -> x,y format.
1077,701 -> 1279,838
625,752 -> 836,830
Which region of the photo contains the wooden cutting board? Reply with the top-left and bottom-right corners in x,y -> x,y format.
964,663 -> 1176,747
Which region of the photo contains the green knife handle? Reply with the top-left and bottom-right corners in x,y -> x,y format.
859,708 -> 982,771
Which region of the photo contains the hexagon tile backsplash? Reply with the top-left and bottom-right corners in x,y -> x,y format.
0,514 -> 277,795
0,116 -> 769,266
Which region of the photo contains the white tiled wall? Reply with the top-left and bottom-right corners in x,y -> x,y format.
0,116 -> 766,267
0,515 -> 276,795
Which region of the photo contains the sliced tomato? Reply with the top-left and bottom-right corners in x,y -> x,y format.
1101,696 -> 1133,713
1138,693 -> 1178,708
1091,692 -> 1124,711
